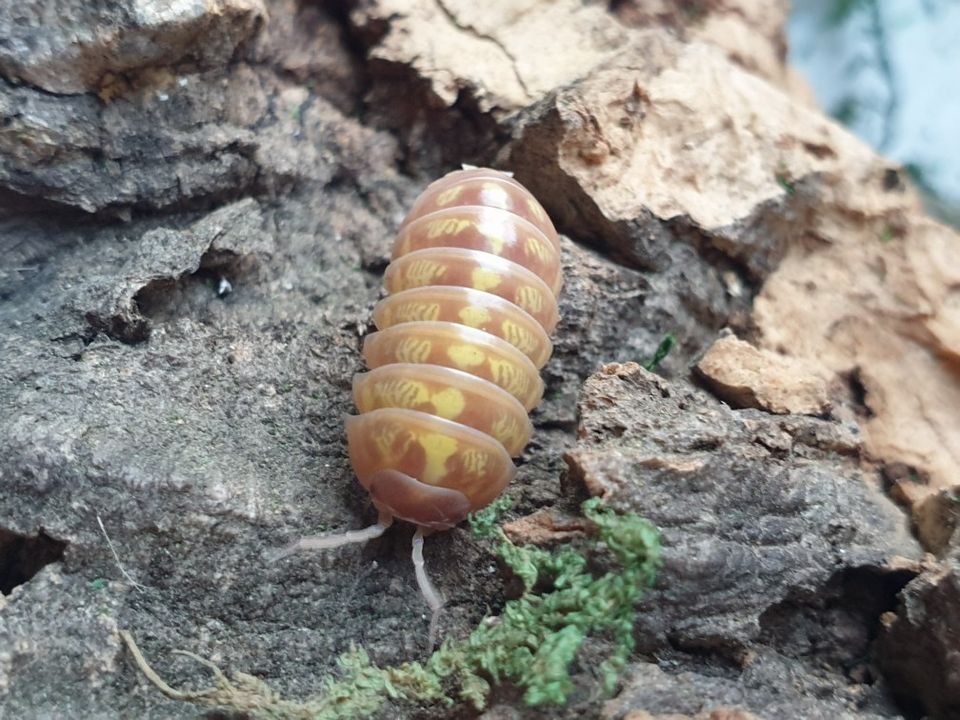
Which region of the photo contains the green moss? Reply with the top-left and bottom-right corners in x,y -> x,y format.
643,333 -> 675,372
123,499 -> 660,719
775,172 -> 796,196
467,494 -> 515,539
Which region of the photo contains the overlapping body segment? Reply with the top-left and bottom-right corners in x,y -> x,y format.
346,408 -> 516,527
394,206 -> 563,295
384,247 -> 559,334
373,286 -> 553,368
400,169 -> 560,252
347,168 -> 561,527
362,321 -> 545,411
353,364 -> 533,456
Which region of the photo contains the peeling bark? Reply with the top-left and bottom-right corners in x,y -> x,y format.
0,1 -> 957,718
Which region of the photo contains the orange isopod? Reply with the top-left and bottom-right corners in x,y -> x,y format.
272,167 -> 561,641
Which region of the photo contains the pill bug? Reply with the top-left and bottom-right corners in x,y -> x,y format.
273,167 -> 561,640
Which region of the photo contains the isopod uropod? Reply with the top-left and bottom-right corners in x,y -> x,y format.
273,167 -> 561,639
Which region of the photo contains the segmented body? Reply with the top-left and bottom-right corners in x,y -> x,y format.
345,168 -> 561,530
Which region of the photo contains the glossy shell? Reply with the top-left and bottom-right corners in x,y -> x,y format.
346,168 -> 561,530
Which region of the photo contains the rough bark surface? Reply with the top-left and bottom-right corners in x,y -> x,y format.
0,0 -> 958,719
566,364 -> 919,687
0,0 -> 267,94
695,333 -> 833,415
496,18 -> 959,538
876,552 -> 960,719
603,656 -> 894,720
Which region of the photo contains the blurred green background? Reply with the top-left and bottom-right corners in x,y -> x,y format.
789,0 -> 960,225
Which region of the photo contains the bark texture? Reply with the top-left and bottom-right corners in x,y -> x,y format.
0,1 -> 957,718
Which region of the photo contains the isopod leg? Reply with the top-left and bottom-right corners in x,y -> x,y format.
412,528 -> 444,649
267,513 -> 394,562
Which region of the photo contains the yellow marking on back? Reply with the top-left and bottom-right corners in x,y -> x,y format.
461,448 -> 489,478
490,414 -> 522,449
447,343 -> 486,369
476,217 -> 507,255
392,302 -> 440,323
395,337 -> 432,363
426,217 -> 472,239
501,319 -> 537,355
373,379 -> 429,408
526,198 -> 546,221
435,185 -> 464,206
515,285 -> 543,314
481,182 -> 509,204
471,268 -> 502,292
404,259 -> 446,287
418,432 -> 458,484
373,423 -> 413,464
458,305 -> 492,328
489,358 -> 528,398
430,387 -> 465,419
524,235 -> 550,262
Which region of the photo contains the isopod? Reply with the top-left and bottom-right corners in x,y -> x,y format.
273,167 -> 561,641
